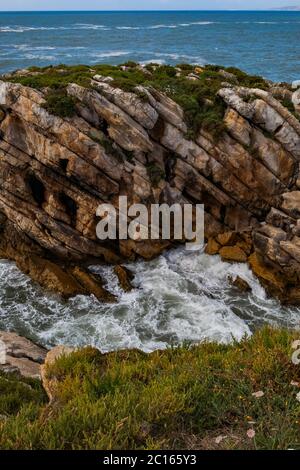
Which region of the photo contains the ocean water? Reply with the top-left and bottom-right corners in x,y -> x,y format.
0,249 -> 299,352
0,10 -> 300,82
0,11 -> 300,351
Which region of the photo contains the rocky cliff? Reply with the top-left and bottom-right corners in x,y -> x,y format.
0,63 -> 300,303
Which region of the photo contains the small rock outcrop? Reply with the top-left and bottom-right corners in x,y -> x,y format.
40,345 -> 74,400
0,64 -> 300,303
228,275 -> 252,293
0,331 -> 47,379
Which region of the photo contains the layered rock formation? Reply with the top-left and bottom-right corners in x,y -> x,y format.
0,331 -> 46,379
0,65 -> 300,303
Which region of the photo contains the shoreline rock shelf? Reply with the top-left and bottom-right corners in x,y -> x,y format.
0,63 -> 300,303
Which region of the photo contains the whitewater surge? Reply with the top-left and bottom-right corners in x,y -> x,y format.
0,248 -> 299,353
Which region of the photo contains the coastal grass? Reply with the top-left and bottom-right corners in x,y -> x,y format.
3,62 -> 269,138
0,327 -> 299,450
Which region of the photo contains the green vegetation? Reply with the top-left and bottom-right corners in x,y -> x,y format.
0,372 -> 46,416
43,89 -> 77,118
0,327 -> 299,450
3,62 -> 270,139
146,163 -> 165,187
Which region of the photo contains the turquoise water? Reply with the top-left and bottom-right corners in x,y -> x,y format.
0,10 -> 300,81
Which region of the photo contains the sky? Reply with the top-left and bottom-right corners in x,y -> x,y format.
0,1 -> 299,12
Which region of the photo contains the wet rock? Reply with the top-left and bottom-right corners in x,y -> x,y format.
219,246 -> 248,263
228,275 -> 251,292
248,252 -> 286,300
114,265 -> 134,292
205,238 -> 220,255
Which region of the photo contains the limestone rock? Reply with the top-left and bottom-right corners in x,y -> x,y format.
0,331 -> 47,379
0,72 -> 300,304
92,78 -> 159,130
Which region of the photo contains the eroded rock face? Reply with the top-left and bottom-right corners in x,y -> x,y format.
0,73 -> 300,303
0,331 -> 47,379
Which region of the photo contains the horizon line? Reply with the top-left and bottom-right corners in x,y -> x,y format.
0,9 -> 299,13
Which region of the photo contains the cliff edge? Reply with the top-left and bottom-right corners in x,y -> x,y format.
0,63 -> 300,303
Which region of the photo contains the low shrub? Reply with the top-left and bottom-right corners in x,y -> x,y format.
43,90 -> 77,118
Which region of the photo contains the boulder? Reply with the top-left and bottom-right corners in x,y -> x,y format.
228,275 -> 251,292
205,238 -> 220,255
114,265 -> 134,292
217,231 -> 238,246
0,331 -> 47,379
219,246 -> 248,263
41,346 -> 74,401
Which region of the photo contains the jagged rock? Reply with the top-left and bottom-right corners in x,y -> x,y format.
0,69 -> 300,303
91,78 -> 159,129
67,83 -> 154,153
248,252 -> 286,300
224,108 -> 252,147
228,275 -> 251,292
217,231 -> 238,246
0,331 -> 47,379
205,238 -> 220,255
114,265 -> 134,292
281,191 -> 300,219
136,85 -> 187,133
219,246 -> 248,263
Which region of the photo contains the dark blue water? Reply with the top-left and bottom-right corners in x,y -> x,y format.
1,11 -> 300,81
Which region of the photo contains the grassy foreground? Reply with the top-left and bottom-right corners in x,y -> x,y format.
0,327 -> 299,450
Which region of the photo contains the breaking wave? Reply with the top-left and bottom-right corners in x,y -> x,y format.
0,248 -> 299,353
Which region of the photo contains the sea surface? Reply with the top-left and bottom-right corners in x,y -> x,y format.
0,249 -> 299,352
0,10 -> 300,82
0,11 -> 300,351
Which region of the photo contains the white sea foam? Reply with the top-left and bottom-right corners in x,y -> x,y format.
152,52 -> 205,64
116,26 -> 141,30
148,24 -> 178,29
89,51 -> 130,59
0,25 -> 68,33
0,248 -> 299,353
